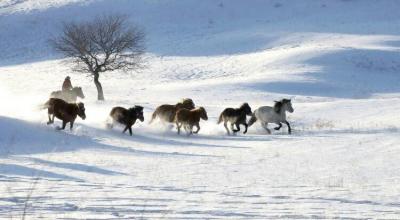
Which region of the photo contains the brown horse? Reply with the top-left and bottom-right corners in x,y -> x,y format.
175,107 -> 208,135
43,98 -> 86,130
149,98 -> 195,124
50,87 -> 85,103
217,103 -> 252,135
108,106 -> 144,136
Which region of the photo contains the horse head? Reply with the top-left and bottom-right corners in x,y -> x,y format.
282,99 -> 294,113
240,103 -> 252,116
198,107 -> 208,120
134,105 -> 144,122
77,102 -> 86,120
74,87 -> 85,99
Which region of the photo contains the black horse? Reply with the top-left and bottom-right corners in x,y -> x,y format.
108,106 -> 144,136
217,103 -> 252,135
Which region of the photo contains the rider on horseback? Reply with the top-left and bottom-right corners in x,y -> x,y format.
62,76 -> 73,91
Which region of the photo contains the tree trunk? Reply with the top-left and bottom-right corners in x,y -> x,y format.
93,72 -> 105,101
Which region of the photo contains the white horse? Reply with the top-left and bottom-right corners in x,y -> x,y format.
248,99 -> 294,134
50,87 -> 85,103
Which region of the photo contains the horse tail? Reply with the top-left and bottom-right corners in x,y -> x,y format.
248,112 -> 258,127
149,110 -> 157,124
38,100 -> 50,110
217,112 -> 224,124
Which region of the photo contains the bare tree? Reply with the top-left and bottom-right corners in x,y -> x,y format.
50,14 -> 145,100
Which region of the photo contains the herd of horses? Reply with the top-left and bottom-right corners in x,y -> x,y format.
43,86 -> 294,136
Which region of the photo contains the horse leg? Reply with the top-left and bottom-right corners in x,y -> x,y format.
223,121 -> 230,135
47,114 -> 53,125
193,122 -> 200,134
285,120 -> 292,134
243,123 -> 248,134
122,124 -> 129,134
70,120 -> 74,130
177,122 -> 183,135
189,125 -> 194,135
234,123 -> 240,132
57,121 -> 67,130
274,122 -> 282,130
128,126 -> 133,136
183,124 -> 190,136
262,122 -> 271,134
231,123 -> 237,133
176,122 -> 181,134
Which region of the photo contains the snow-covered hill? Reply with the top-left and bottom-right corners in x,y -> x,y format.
1,0 -> 400,219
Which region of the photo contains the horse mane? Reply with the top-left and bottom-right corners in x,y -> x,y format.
274,99 -> 291,113
134,105 -> 143,111
239,103 -> 249,110
196,106 -> 205,112
273,101 -> 283,113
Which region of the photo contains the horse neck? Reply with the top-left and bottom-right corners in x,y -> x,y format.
278,105 -> 288,118
73,104 -> 80,112
238,108 -> 247,116
192,109 -> 202,119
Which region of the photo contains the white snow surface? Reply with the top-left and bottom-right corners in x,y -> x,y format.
1,0 -> 400,219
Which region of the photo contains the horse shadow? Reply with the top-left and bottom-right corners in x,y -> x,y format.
0,116 -> 219,158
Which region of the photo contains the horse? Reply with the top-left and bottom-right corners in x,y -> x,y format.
50,87 -> 85,103
149,98 -> 195,124
43,98 -> 86,130
248,99 -> 294,134
175,107 -> 208,135
217,103 -> 252,135
108,106 -> 144,136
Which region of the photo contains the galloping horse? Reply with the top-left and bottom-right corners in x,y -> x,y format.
218,103 -> 252,135
175,107 -> 208,135
43,98 -> 86,130
50,87 -> 85,103
248,99 -> 294,134
107,106 -> 144,136
149,98 -> 195,124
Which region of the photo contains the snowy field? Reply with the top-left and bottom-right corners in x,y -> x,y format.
1,0 -> 400,219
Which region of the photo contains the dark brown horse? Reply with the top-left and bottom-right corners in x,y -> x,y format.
218,103 -> 252,135
108,106 -> 144,136
43,98 -> 86,130
149,98 -> 195,124
175,107 -> 208,135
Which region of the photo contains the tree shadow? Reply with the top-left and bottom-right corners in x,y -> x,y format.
24,157 -> 127,176
239,47 -> 400,99
0,164 -> 83,181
